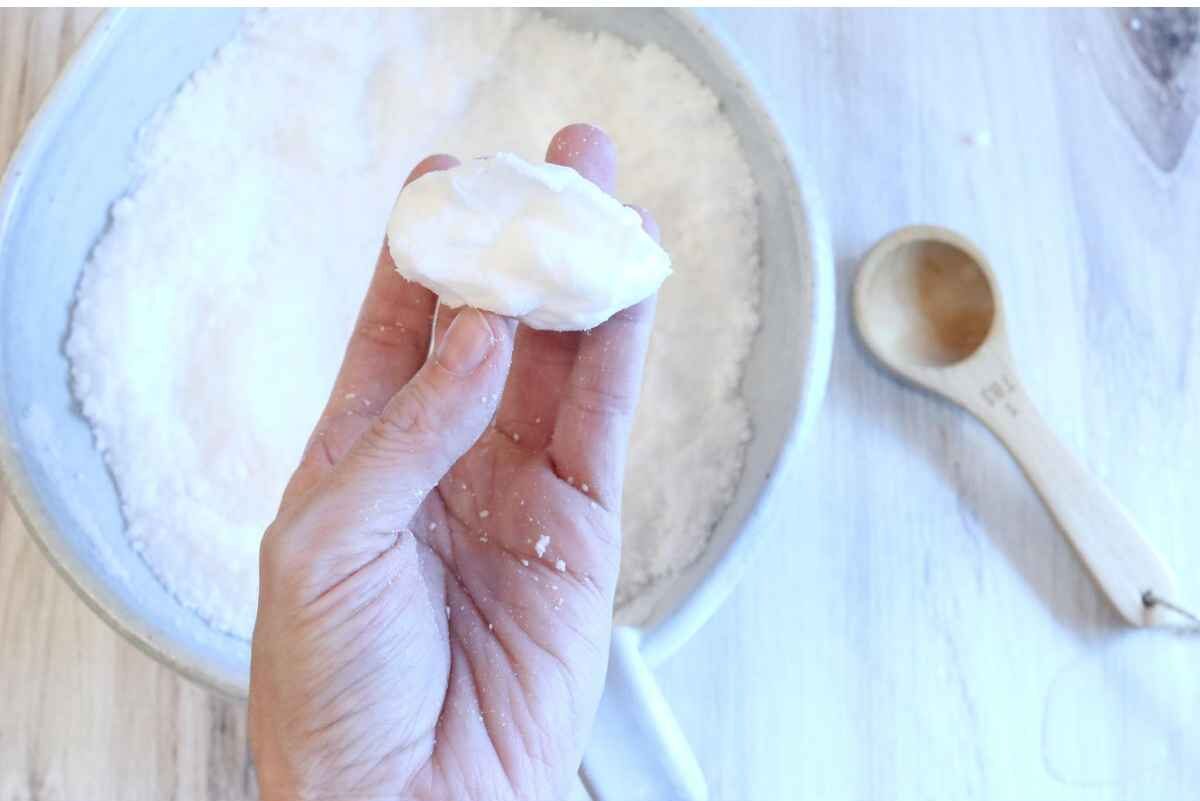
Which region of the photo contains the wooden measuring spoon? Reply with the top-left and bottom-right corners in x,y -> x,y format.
853,225 -> 1181,627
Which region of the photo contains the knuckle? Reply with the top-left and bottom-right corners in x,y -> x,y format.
566,380 -> 636,419
257,519 -> 295,589
371,380 -> 448,458
256,496 -> 354,608
257,493 -> 333,578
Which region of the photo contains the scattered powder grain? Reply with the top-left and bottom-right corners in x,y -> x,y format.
67,9 -> 759,639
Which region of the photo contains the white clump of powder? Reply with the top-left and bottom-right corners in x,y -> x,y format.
387,152 -> 672,331
66,9 -> 759,639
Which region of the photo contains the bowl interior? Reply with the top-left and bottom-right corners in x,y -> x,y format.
0,8 -> 828,693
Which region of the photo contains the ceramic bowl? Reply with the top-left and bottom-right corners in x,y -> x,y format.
0,9 -> 832,801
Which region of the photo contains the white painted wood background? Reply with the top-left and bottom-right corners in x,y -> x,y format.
2,8 -> 1197,801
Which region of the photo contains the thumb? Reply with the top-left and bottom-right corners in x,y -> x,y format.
258,306 -> 514,607
322,306 -> 516,535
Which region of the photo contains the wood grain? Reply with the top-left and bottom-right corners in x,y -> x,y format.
2,8 -> 1198,801
1089,9 -> 1198,171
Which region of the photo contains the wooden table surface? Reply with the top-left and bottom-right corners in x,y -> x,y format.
3,8 -> 1198,801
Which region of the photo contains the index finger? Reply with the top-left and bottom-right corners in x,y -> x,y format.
548,205 -> 661,511
494,124 -> 617,452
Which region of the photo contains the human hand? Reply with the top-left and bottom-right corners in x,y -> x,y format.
248,124 -> 659,801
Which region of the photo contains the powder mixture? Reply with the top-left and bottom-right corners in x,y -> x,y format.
66,9 -> 760,639
387,152 -> 672,331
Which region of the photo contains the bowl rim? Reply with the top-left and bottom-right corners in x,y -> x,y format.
0,7 -> 834,693
0,9 -> 251,697
637,10 -> 834,665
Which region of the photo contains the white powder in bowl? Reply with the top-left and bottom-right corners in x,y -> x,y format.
66,9 -> 760,639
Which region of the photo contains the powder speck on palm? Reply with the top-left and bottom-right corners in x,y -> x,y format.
67,9 -> 759,639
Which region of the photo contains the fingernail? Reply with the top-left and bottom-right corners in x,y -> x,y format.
436,308 -> 495,376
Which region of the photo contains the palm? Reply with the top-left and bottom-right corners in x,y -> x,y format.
402,429 -> 619,799
255,437 -> 618,800
250,126 -> 658,801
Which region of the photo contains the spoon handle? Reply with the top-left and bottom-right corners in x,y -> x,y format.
970,373 -> 1178,626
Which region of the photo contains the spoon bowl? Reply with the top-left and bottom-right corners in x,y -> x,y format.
856,232 -> 997,369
